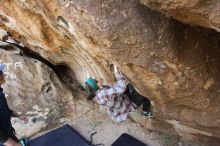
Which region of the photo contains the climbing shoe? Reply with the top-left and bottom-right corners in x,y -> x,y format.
131,102 -> 138,109
141,111 -> 153,118
19,137 -> 28,146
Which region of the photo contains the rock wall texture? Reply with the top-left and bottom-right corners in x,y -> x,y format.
0,43 -> 73,137
1,0 -> 220,145
140,0 -> 220,32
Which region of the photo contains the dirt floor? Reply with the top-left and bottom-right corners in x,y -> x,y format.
12,90 -> 180,146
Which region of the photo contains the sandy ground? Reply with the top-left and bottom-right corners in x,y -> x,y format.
66,104 -> 164,146
12,92 -> 180,146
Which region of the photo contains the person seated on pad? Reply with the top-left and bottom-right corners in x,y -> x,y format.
0,64 -> 29,146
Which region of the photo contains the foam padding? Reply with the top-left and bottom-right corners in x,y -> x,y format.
111,133 -> 148,146
29,125 -> 89,146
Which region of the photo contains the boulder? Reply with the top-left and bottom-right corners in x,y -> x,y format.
140,0 -> 220,32
0,45 -> 73,138
1,0 -> 220,145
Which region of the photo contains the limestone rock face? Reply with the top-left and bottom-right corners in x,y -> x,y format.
1,0 -> 220,145
140,0 -> 220,32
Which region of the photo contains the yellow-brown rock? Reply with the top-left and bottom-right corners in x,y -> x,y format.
140,0 -> 220,32
1,0 -> 220,145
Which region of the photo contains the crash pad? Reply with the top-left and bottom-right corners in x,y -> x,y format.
29,124 -> 89,146
111,133 -> 147,146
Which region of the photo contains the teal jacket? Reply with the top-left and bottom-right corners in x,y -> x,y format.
0,88 -> 15,144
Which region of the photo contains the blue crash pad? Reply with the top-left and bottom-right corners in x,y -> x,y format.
29,125 -> 89,146
111,133 -> 148,146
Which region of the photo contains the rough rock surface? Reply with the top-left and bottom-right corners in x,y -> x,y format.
0,45 -> 73,137
1,0 -> 220,145
140,0 -> 220,32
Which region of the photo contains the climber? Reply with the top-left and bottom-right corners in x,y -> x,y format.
85,65 -> 152,123
123,83 -> 153,117
0,63 -> 29,146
